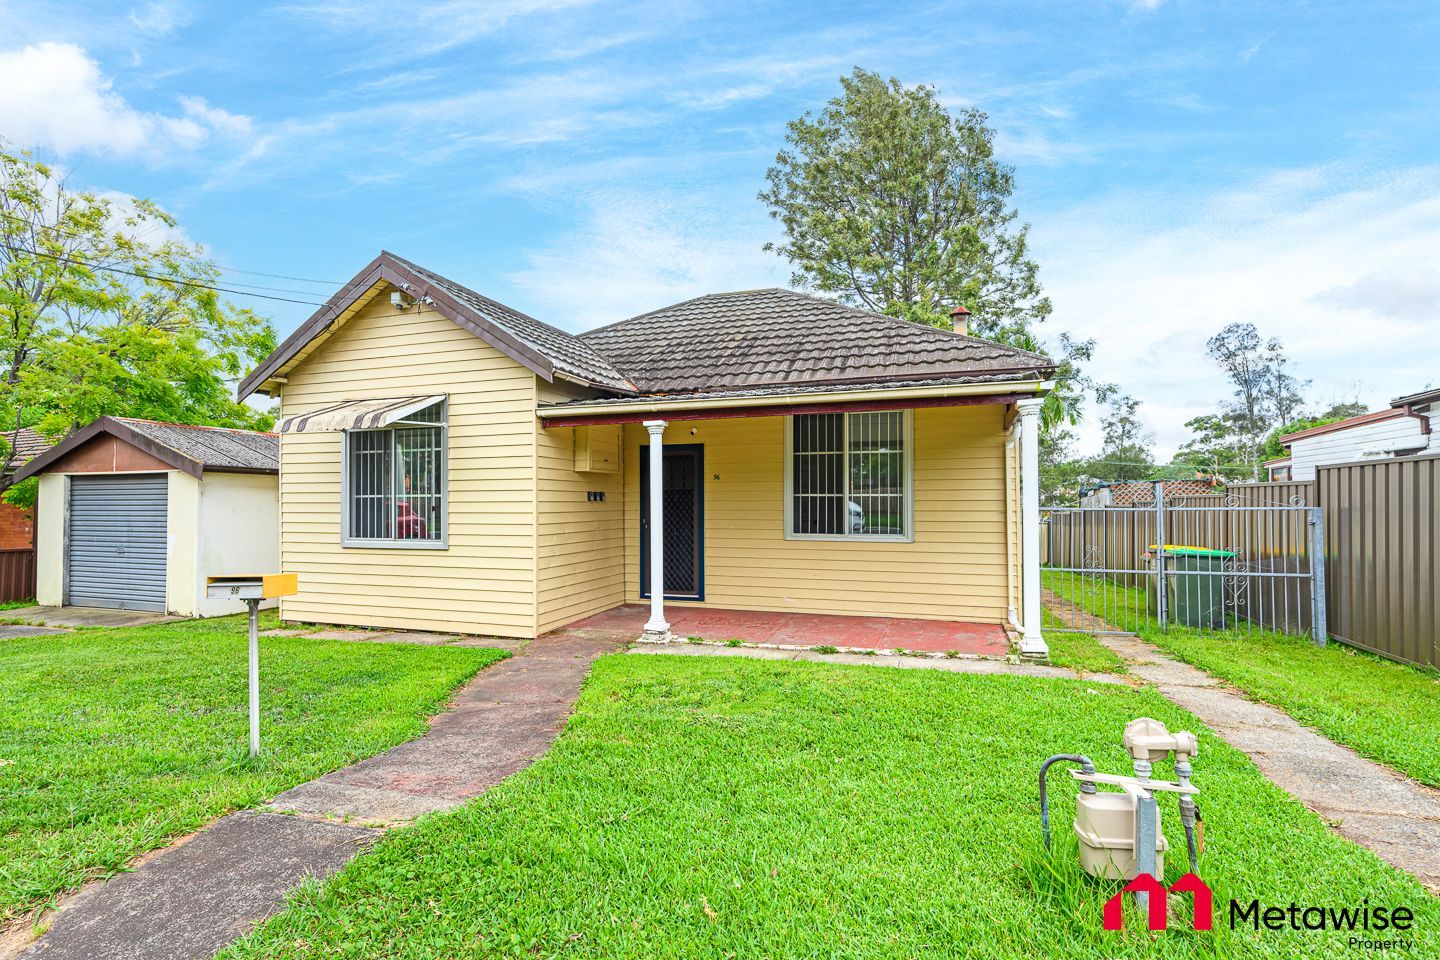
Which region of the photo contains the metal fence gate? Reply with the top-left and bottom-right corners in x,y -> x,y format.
1041,484 -> 1326,643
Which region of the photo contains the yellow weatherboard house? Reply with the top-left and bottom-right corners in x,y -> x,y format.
238,252 -> 1056,656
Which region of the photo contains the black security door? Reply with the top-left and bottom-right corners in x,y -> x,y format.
639,445 -> 704,600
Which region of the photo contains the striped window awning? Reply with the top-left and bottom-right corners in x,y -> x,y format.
277,396 -> 447,434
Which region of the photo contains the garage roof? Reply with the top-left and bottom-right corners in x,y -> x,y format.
13,417 -> 278,482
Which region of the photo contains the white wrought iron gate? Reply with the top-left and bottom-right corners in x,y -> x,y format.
1041,485 -> 1327,643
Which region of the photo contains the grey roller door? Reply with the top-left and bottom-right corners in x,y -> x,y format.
66,474 -> 169,611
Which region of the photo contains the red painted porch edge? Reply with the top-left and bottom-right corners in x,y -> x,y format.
540,391 -> 1029,427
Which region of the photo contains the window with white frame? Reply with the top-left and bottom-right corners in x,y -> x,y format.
787,410 -> 911,540
343,400 -> 447,546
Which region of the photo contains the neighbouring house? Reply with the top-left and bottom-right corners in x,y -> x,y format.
0,427 -> 56,549
1266,388 -> 1439,481
1078,476 -> 1221,508
237,252 -> 1058,655
16,417 -> 279,615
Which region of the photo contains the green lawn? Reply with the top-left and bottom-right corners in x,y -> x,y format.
222,655 -> 1437,959
0,613 -> 505,922
1046,572 -> 1440,787
1041,607 -> 1128,675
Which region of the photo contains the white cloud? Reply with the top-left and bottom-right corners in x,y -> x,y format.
1033,166 -> 1440,457
0,42 -> 252,158
127,1 -> 191,35
507,189 -> 787,330
284,0 -> 596,54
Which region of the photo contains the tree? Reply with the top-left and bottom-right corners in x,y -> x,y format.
761,68 -> 1049,336
1198,323 -> 1309,480
1097,393 -> 1154,482
0,145 -> 276,504
1260,336 -> 1308,428
759,68 -> 1100,436
1172,412 -> 1252,481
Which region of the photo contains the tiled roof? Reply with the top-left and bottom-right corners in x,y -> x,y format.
579,288 -> 1055,393
112,419 -> 278,472
386,254 -> 635,393
0,428 -> 54,463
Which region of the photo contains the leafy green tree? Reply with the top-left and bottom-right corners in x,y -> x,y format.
0,145 -> 276,505
1192,323 -> 1310,479
1096,392 -> 1154,482
761,68 -> 1048,335
1172,412 -> 1252,481
760,68 -> 1095,434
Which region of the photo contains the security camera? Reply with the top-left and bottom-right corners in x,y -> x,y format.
390,291 -> 409,310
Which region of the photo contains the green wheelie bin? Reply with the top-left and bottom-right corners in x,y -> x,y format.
1146,544 -> 1236,628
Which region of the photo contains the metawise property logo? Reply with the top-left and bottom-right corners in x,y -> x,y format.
1102,874 -> 1419,951
1103,873 -> 1212,932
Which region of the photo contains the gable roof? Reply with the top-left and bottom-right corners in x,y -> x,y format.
14,417 -> 278,482
237,252 -> 635,400
239,256 -> 1056,403
579,288 -> 1055,394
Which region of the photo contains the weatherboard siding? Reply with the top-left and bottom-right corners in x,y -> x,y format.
535,384 -> 625,634
277,293 -> 540,636
620,406 -> 1011,622
1287,415 -> 1432,481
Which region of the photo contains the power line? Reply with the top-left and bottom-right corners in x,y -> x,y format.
0,211 -> 345,289
0,243 -> 331,307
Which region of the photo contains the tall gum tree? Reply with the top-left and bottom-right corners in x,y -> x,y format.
760,68 -> 1095,433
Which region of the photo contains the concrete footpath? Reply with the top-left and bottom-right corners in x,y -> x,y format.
1101,633 -> 1440,891
15,625 -> 628,960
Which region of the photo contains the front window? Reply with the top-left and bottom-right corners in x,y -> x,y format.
787,410 -> 911,540
343,400 -> 446,546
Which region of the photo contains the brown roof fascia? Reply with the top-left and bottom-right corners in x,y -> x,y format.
13,417 -> 204,482
237,253 -> 557,400
540,391 -> 1030,428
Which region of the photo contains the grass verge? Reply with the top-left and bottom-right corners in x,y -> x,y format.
1041,607 -> 1129,675
223,655 -> 1437,959
1047,571 -> 1440,786
0,613 -> 505,922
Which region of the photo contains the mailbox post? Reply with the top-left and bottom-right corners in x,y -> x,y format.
206,574 -> 299,757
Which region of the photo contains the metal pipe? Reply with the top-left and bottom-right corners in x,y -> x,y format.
1039,754 -> 1096,850
248,598 -> 260,758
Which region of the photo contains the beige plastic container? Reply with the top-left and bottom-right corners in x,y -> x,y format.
1073,790 -> 1168,880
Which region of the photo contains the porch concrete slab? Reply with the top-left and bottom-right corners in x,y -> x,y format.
629,642 -> 1127,684
3,606 -> 179,629
1097,633 -> 1440,890
563,604 -> 1010,657
19,812 -> 377,960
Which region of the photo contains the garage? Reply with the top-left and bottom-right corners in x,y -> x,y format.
17,416 -> 280,618
65,474 -> 170,611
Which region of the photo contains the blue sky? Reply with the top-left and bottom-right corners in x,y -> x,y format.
2,0 -> 1438,454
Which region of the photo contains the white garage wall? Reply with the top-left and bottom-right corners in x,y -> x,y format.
195,472 -> 280,617
35,473 -> 67,606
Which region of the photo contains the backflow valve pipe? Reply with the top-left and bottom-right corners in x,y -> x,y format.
1039,754 -> 1096,851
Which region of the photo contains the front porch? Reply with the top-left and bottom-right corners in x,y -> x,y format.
562,604 -> 1011,657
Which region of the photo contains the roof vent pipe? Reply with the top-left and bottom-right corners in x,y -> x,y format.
950,305 -> 971,336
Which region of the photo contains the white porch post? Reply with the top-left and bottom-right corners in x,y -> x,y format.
643,420 -> 670,638
1016,397 -> 1048,658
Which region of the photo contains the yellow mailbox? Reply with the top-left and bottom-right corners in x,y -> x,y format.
205,573 -> 298,757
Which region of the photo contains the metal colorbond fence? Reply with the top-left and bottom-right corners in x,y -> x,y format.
1051,463 -> 1439,669
1317,453 -> 1440,669
0,548 -> 35,603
